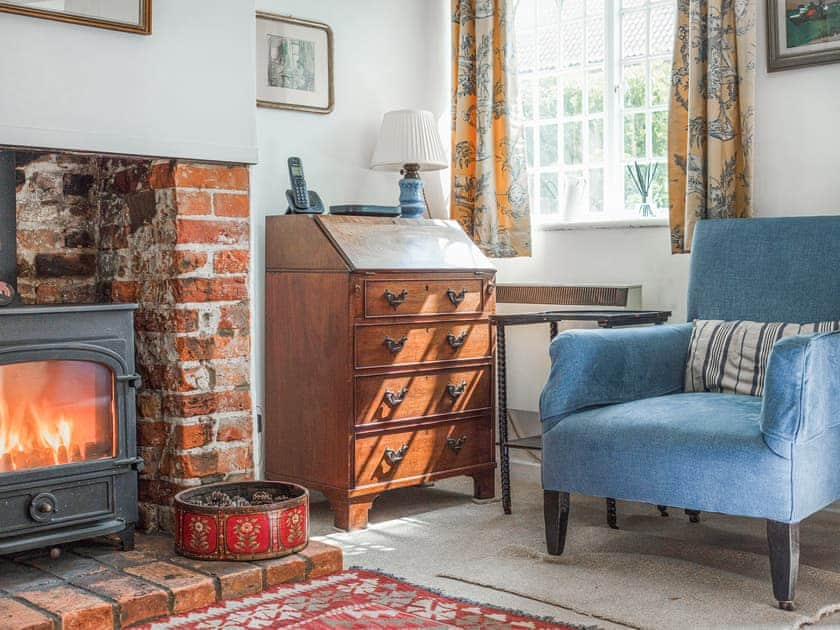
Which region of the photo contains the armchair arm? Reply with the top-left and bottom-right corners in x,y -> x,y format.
761,331 -> 840,458
539,323 -> 693,431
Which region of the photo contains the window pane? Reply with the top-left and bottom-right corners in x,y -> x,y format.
652,163 -> 668,211
623,64 -> 646,108
525,127 -> 535,167
562,0 -> 584,20
652,110 -> 668,158
540,124 -> 558,166
539,77 -> 558,118
624,113 -> 646,159
589,168 -> 604,213
515,0 -> 536,33
564,122 -> 583,165
539,27 -> 559,70
588,118 -> 604,162
621,10 -> 647,58
540,172 -> 560,214
563,74 -> 583,116
588,70 -> 604,113
624,168 -> 643,210
561,20 -> 584,67
587,0 -> 605,16
650,5 -> 675,55
650,58 -> 671,107
587,16 -> 605,63
520,78 -> 534,119
528,172 -> 535,208
517,31 -> 536,72
539,0 -> 560,30
622,0 -> 646,8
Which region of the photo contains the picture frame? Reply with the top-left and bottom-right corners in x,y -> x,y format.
0,0 -> 151,35
256,12 -> 334,114
768,0 -> 840,71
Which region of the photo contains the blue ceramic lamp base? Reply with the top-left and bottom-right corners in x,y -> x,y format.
398,163 -> 426,218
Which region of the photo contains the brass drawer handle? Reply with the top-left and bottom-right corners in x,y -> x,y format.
383,387 -> 409,407
446,288 -> 467,306
446,380 -> 468,400
447,435 -> 468,454
384,289 -> 408,310
446,331 -> 469,349
384,335 -> 408,354
384,444 -> 409,464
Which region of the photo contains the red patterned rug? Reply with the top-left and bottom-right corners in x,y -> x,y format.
134,568 -> 584,629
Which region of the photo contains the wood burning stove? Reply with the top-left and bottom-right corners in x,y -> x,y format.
0,303 -> 142,554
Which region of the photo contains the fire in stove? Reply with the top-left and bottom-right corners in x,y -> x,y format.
0,360 -> 115,473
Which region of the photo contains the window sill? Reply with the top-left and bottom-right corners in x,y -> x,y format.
536,217 -> 670,232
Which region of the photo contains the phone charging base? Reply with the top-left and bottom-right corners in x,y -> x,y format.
286,189 -> 325,214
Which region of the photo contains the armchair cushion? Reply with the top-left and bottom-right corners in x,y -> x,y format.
542,393 -> 796,521
685,319 -> 840,397
539,323 -> 692,431
761,331 -> 840,458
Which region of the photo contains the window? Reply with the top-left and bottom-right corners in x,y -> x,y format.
514,0 -> 675,223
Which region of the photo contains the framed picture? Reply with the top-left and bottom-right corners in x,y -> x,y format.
0,0 -> 151,35
256,12 -> 334,114
768,0 -> 840,71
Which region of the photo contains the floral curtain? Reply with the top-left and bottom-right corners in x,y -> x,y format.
668,0 -> 756,254
451,0 -> 531,258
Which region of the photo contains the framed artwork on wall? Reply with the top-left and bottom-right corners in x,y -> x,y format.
256,12 -> 334,114
768,0 -> 840,71
0,0 -> 151,35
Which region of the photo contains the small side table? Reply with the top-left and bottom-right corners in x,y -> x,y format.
491,310 -> 672,515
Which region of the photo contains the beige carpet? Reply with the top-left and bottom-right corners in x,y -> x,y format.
309,462 -> 840,629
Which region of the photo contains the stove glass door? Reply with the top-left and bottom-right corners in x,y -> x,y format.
0,360 -> 116,473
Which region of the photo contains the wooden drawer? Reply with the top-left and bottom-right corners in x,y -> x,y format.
354,417 -> 491,487
364,279 -> 484,318
355,320 -> 492,369
355,366 -> 491,426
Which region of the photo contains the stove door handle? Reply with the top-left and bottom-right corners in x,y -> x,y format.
117,373 -> 143,388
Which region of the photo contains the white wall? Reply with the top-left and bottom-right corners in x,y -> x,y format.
250,0 -> 450,473
0,1 -> 257,163
753,1 -> 840,217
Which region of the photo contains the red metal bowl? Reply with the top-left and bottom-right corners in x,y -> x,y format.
174,481 -> 309,561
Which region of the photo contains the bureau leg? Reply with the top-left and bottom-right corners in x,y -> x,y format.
471,470 -> 495,500
326,493 -> 377,531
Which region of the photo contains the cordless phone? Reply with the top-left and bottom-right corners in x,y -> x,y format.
285,157 -> 324,214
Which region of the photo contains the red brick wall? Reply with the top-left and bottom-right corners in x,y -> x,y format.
15,153 -> 100,303
14,152 -> 254,532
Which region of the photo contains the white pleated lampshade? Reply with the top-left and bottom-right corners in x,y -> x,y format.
370,110 -> 447,172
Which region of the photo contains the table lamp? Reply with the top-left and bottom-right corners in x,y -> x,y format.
370,110 -> 447,218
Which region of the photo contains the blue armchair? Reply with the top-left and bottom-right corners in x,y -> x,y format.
539,217 -> 840,610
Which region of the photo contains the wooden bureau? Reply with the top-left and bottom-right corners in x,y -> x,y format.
264,215 -> 496,529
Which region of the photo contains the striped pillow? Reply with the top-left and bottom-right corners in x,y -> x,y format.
684,319 -> 840,397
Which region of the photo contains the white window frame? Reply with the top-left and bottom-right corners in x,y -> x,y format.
514,0 -> 674,229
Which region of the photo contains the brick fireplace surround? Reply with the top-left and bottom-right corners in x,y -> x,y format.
14,152 -> 254,532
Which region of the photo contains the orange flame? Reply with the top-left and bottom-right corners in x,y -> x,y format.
0,360 -> 116,473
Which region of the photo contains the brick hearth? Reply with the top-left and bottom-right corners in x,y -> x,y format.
14,152 -> 254,532
0,535 -> 342,628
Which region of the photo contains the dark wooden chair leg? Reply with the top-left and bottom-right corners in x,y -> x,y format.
606,498 -> 618,529
685,509 -> 701,523
657,505 -> 669,517
767,520 -> 799,611
544,490 -> 570,556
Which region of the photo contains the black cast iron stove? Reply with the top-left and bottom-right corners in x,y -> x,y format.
0,304 -> 142,553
